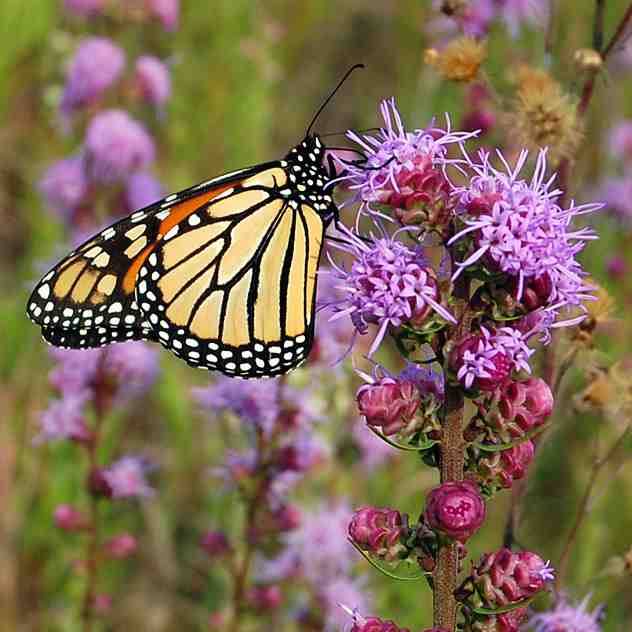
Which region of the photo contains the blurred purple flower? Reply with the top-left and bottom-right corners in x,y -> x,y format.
37,395 -> 91,443
449,148 -> 600,321
352,419 -> 394,469
54,504 -> 89,531
125,172 -> 164,211
85,109 -> 155,182
39,157 -> 88,219
608,120 -> 632,163
497,0 -> 550,37
63,0 -> 106,16
134,55 -> 171,106
104,533 -> 138,559
192,378 -> 281,436
599,176 -> 632,224
146,0 -> 179,31
61,38 -> 125,113
526,594 -> 603,632
103,341 -> 159,402
430,0 -> 495,37
327,227 -> 455,356
48,347 -> 102,397
336,98 -> 473,216
102,456 -> 154,498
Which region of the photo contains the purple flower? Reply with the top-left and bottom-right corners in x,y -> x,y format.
54,504 -> 89,531
430,0 -> 496,37
192,378 -> 281,436
39,157 -> 88,218
599,175 -> 632,224
48,347 -> 102,398
337,98 -> 473,217
609,120 -> 632,163
448,148 -> 601,322
61,38 -> 125,113
103,341 -> 159,402
451,326 -> 534,390
125,172 -> 164,211
134,56 -> 171,106
85,109 -> 155,182
526,594 -> 603,632
63,0 -> 106,16
37,395 -> 91,443
145,0 -> 179,31
497,0 -> 550,37
327,227 -> 455,356
102,456 -> 154,499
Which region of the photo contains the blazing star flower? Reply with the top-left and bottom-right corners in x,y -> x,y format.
498,0 -> 550,37
451,326 -> 534,390
125,172 -> 164,211
61,38 -> 125,113
85,109 -> 155,182
429,0 -> 496,39
192,377 -> 281,436
145,0 -> 179,31
48,347 -> 102,397
526,594 -> 603,632
39,157 -> 89,219
134,55 -> 171,106
448,148 -> 601,324
102,456 -> 154,499
599,176 -> 632,225
336,98 -> 474,220
327,227 -> 455,356
37,394 -> 91,444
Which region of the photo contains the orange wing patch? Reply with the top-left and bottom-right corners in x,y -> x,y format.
122,183 -> 238,294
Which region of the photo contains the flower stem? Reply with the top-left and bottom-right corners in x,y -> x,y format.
556,421 -> 631,590
433,275 -> 468,631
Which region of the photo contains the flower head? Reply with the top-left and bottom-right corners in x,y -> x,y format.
54,504 -> 89,531
102,456 -> 154,499
102,341 -> 159,402
427,37 -> 487,82
39,157 -> 88,219
526,594 -> 603,632
348,507 -> 405,561
451,326 -> 534,391
339,605 -> 410,632
200,530 -> 231,558
61,38 -> 125,113
337,98 -> 472,220
425,480 -> 486,542
328,228 -> 455,355
85,109 -> 155,182
134,55 -> 171,106
37,394 -> 91,444
104,533 -> 138,559
192,377 -> 281,436
449,149 -> 600,324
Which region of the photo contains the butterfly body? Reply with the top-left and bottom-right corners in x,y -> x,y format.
28,134 -> 337,378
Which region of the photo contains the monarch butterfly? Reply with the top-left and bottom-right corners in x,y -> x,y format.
27,66 -> 364,379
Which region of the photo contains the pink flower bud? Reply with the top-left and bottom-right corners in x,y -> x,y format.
348,507 -> 406,561
473,548 -> 554,607
425,480 -> 486,542
199,531 -> 231,558
498,378 -> 553,432
93,593 -> 112,614
87,467 -> 113,498
103,533 -> 137,559
54,504 -> 89,531
272,504 -> 302,532
357,378 -> 420,436
246,585 -> 282,611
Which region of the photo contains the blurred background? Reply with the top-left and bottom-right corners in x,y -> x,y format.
2,1 -> 632,630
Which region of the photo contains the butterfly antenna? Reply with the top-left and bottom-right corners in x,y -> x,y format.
306,64 -> 365,137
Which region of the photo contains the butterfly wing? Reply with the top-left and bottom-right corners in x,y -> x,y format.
27,163 -> 273,349
136,167 -> 325,378
28,162 -> 326,378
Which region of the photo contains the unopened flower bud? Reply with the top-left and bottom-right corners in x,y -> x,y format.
87,467 -> 113,499
199,530 -> 231,558
473,548 -> 554,607
425,480 -> 486,542
103,533 -> 137,559
497,378 -> 553,432
348,507 -> 406,561
93,593 -> 112,615
54,504 -> 89,531
351,616 -> 411,632
357,378 -> 421,436
246,585 -> 282,611
272,504 -> 301,532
